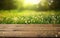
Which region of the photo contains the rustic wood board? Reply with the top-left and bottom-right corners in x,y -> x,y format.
0,24 -> 60,37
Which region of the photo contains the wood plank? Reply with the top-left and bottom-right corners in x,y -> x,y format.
0,24 -> 59,37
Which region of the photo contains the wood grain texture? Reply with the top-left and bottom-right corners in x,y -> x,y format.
0,24 -> 60,37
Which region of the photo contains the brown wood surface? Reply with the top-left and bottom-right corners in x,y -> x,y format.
0,24 -> 60,37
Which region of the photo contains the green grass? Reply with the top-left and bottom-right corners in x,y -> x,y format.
0,10 -> 60,24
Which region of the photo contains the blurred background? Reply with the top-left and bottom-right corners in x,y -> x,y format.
0,0 -> 60,24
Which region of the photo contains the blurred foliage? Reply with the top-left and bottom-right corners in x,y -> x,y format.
0,0 -> 60,10
0,0 -> 17,10
50,0 -> 60,10
0,0 -> 60,24
0,10 -> 60,24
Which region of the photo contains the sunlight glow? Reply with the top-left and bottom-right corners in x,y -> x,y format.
24,0 -> 41,5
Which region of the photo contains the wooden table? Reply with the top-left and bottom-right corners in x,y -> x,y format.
0,24 -> 60,37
